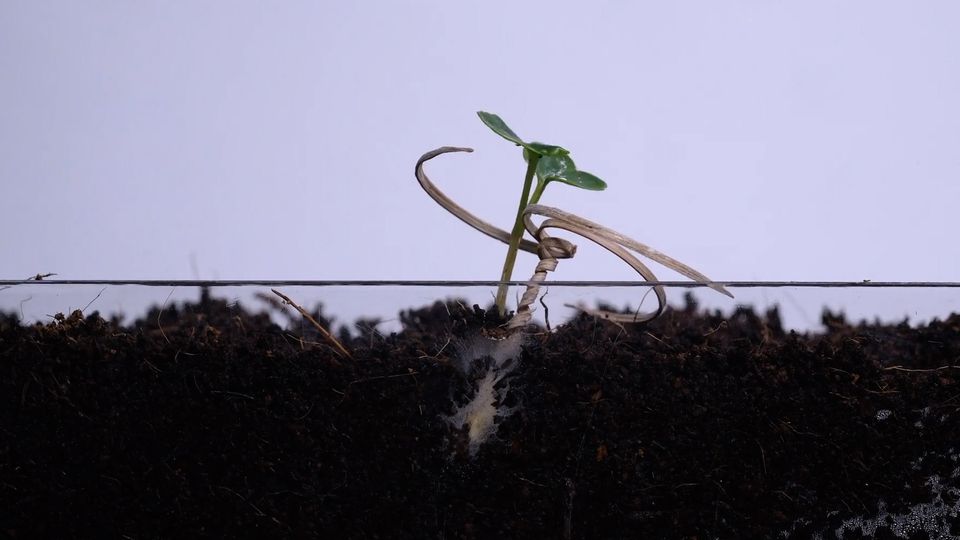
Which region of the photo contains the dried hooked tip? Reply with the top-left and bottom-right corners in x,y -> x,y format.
416,147 -> 539,255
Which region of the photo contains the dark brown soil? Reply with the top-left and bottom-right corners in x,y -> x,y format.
1,291 -> 959,539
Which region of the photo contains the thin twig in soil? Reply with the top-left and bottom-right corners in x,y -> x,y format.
143,359 -> 163,373
756,439 -> 767,477
82,287 -> 106,313
232,315 -> 246,334
417,337 -> 451,360
513,474 -> 548,488
296,403 -> 314,420
644,331 -> 674,350
211,390 -> 255,400
157,288 -> 175,344
271,288 -> 351,359
539,289 -> 551,331
863,387 -> 899,395
703,320 -> 727,337
254,291 -> 300,325
345,371 -> 420,388
19,296 -> 31,320
337,371 -> 420,403
216,485 -> 284,527
883,365 -> 960,372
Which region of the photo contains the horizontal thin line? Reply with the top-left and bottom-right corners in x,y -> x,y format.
2,280 -> 960,288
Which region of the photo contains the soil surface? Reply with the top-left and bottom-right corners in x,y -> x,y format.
2,290 -> 959,539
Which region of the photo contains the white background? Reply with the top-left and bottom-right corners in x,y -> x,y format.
2,2 -> 958,327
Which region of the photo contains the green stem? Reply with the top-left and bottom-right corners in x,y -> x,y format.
528,180 -> 547,205
495,156 -> 540,316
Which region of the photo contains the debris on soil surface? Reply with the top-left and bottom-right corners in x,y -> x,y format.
1,293 -> 959,538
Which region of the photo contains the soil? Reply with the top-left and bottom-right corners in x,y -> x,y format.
1,289 -> 959,539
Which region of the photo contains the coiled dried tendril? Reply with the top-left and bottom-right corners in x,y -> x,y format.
415,146 -> 732,330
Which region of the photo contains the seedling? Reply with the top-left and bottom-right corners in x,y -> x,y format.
415,112 -> 732,330
476,111 -> 607,316
416,115 -> 733,457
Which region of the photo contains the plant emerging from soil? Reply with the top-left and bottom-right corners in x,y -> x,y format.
416,111 -> 733,328
476,112 -> 608,316
417,113 -> 735,456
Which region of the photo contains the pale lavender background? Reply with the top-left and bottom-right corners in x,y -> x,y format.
1,2 -> 959,327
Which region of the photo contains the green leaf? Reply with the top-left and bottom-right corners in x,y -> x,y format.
477,111 -> 605,191
537,156 -> 607,191
567,170 -> 607,191
536,154 -> 578,184
477,111 -> 524,146
524,141 -> 569,157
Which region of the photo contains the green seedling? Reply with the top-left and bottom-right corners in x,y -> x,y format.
477,111 -> 607,316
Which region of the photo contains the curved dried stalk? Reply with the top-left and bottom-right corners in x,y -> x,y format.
415,147 -> 569,260
271,289 -> 351,359
416,147 -> 732,330
508,204 -> 732,328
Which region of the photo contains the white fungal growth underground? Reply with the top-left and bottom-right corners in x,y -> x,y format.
446,332 -> 524,457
